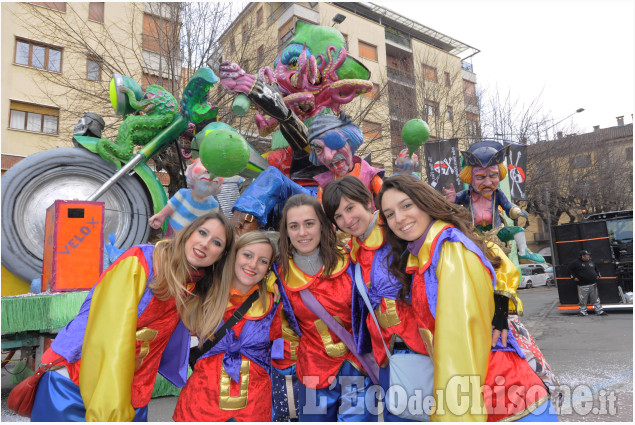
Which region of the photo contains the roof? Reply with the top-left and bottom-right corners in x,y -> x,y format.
531,123 -> 633,152
332,2 -> 479,59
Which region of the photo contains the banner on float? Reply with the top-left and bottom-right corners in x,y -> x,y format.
504,142 -> 527,201
424,138 -> 461,194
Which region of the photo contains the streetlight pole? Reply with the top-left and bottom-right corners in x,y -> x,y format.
544,107 -> 585,141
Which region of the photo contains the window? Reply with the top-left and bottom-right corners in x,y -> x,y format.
444,71 -> 451,87
142,72 -> 179,91
573,154 -> 592,169
31,2 -> 66,12
242,24 -> 249,42
142,13 -> 178,56
278,18 -> 294,45
14,38 -> 62,72
9,100 -> 59,135
230,36 -> 236,53
424,99 -> 439,117
466,112 -> 479,136
341,33 -> 349,50
88,2 -> 104,23
358,41 -> 378,61
446,105 -> 454,121
257,45 -> 264,65
256,7 -> 263,27
626,147 -> 633,160
422,64 -> 437,82
362,120 -> 382,139
463,79 -> 477,106
87,57 -> 101,81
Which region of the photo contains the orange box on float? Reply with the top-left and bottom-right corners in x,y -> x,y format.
41,201 -> 104,292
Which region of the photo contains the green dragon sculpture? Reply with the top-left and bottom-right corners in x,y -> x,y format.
96,85 -> 177,169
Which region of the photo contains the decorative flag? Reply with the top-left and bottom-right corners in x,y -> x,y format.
424,138 -> 461,193
504,142 -> 528,201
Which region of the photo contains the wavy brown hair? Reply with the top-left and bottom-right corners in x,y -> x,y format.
278,193 -> 345,280
150,212 -> 234,341
377,174 -> 501,300
322,175 -> 373,230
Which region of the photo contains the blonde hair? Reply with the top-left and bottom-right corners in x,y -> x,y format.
222,231 -> 278,316
150,212 -> 234,341
459,163 -> 507,184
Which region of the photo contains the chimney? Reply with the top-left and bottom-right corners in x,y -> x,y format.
593,125 -> 600,132
557,131 -> 563,139
617,116 -> 624,126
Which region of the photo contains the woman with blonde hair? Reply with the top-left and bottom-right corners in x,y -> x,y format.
30,212 -> 233,421
174,231 -> 283,422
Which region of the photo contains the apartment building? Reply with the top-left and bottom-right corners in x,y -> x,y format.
524,119 -> 634,259
1,2 -> 182,174
218,2 -> 480,174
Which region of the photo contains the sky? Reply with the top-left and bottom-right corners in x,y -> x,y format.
385,0 -> 634,136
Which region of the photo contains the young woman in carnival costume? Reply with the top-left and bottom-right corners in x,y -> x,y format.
272,193 -> 377,421
376,174 -> 558,421
31,212 -> 234,421
174,231 -> 283,421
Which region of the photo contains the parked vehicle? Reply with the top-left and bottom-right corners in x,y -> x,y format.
519,264 -> 552,288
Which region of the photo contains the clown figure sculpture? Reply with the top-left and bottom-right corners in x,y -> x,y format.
149,158 -> 224,237
443,140 -> 544,263
309,112 -> 384,203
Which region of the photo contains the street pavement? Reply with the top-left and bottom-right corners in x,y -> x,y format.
2,285 -> 632,422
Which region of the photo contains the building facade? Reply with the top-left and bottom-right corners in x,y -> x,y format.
217,2 -> 481,174
523,119 -> 634,259
1,2 -> 182,175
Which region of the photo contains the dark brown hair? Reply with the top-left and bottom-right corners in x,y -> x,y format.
377,174 -> 501,300
322,175 -> 373,230
278,193 -> 345,279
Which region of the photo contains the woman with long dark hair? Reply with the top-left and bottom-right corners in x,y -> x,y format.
31,212 -> 234,421
377,174 -> 556,421
274,193 -> 376,422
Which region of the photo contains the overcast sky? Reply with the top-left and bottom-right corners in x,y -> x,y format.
385,1 -> 634,135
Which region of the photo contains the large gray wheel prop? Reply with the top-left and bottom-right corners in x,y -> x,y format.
1,147 -> 153,283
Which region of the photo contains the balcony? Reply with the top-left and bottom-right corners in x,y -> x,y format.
385,29 -> 411,49
387,66 -> 415,86
461,61 -> 473,72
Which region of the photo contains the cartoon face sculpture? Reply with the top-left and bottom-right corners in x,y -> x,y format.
471,165 -> 500,199
310,130 -> 354,177
186,158 -> 224,200
308,112 -> 363,177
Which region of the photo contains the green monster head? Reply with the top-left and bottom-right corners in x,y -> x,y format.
287,21 -> 370,81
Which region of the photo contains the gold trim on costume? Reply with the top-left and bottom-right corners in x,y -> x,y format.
314,317 -> 348,358
376,298 -> 402,328
135,327 -> 158,371
418,328 -> 434,361
219,359 -> 250,410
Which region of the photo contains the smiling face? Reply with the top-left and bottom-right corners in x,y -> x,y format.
184,218 -> 227,268
232,242 -> 273,294
286,205 -> 322,255
333,196 -> 373,237
471,165 -> 500,199
310,129 -> 354,177
381,188 -> 432,242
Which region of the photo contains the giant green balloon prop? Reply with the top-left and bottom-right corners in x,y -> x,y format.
199,129 -> 250,177
401,119 -> 430,157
